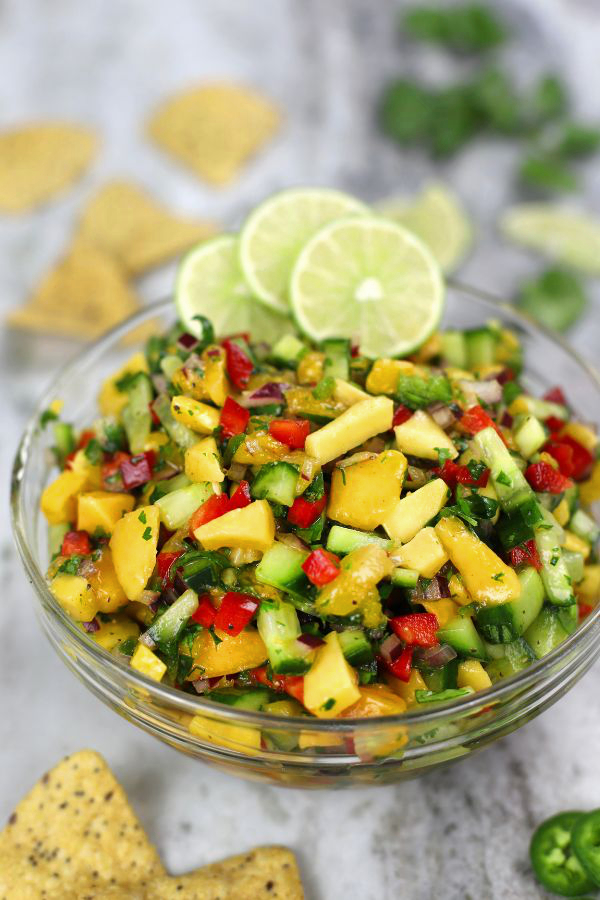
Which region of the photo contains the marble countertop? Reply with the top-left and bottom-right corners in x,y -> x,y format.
1,1 -> 599,897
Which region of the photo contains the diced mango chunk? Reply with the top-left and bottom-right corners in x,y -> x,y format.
315,544 -> 392,625
130,643 -> 167,682
41,470 -> 88,525
333,378 -> 369,406
189,716 -> 261,755
383,478 -> 448,543
68,449 -> 102,489
91,614 -> 139,651
341,684 -> 407,717
366,358 -> 415,395
392,527 -> 449,579
303,633 -> 361,718
171,395 -> 220,434
77,491 -> 135,536
304,396 -> 393,465
564,530 -> 591,560
448,573 -> 472,606
88,548 -> 129,613
553,498 -> 570,527
50,574 -> 98,622
189,627 -> 267,678
328,450 -> 407,531
394,410 -> 457,461
422,598 -> 460,627
98,352 -> 148,417
109,505 -> 160,600
457,659 -> 492,692
577,565 -> 600,601
193,500 -> 275,552
580,463 -> 600,505
185,436 -> 225,483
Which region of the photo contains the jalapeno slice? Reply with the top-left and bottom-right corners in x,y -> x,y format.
572,810 -> 600,887
530,811 -> 596,897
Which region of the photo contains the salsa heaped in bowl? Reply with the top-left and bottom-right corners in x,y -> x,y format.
40,313 -> 600,723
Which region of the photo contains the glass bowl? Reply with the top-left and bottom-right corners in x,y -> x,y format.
11,286 -> 600,788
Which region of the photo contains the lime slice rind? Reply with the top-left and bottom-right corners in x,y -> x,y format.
239,187 -> 369,313
500,204 -> 600,275
176,234 -> 289,344
290,215 -> 445,358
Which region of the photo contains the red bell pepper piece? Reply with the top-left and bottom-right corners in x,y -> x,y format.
61,530 -> 91,557
579,602 -> 594,622
220,396 -> 250,440
149,403 -> 161,426
509,539 -> 541,571
76,429 -> 96,451
213,592 -> 259,636
119,452 -> 155,490
222,338 -> 253,389
545,435 -> 594,481
385,646 -> 414,682
544,386 -> 567,405
434,459 -> 489,489
301,549 -> 340,587
390,613 -> 439,648
393,405 -> 413,427
229,480 -> 252,510
189,493 -> 232,536
250,666 -> 305,704
268,418 -> 311,450
460,405 -> 506,442
546,416 -> 565,433
287,493 -> 327,529
525,461 -> 572,494
192,594 -> 217,628
156,550 -> 184,584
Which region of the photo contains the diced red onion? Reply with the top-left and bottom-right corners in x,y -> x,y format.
277,532 -> 310,552
414,643 -> 457,668
78,557 -> 96,578
422,575 -> 451,600
297,633 -> 325,649
226,462 -> 247,482
406,466 -> 428,488
139,632 -> 156,649
361,437 -> 386,453
379,633 -> 404,664
82,618 -> 99,633
238,382 -> 293,407
501,412 -> 514,428
151,373 -> 168,394
177,332 -> 200,350
161,587 -> 179,606
458,379 -> 502,405
337,451 -> 378,468
428,403 -> 457,429
137,590 -> 160,607
192,678 -> 211,694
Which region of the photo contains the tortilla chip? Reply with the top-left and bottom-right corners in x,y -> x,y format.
145,847 -> 304,900
0,750 -> 164,898
75,181 -> 218,275
7,245 -> 139,340
0,123 -> 97,213
148,83 -> 280,186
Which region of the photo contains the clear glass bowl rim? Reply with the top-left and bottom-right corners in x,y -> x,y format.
10,285 -> 600,735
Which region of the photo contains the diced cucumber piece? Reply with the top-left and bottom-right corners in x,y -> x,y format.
524,605 -> 569,658
475,427 -> 539,518
52,422 -> 76,466
146,589 -> 198,654
465,327 -> 498,368
251,462 -> 299,507
149,472 -> 191,503
475,567 -> 544,643
563,550 -> 585,584
390,567 -> 420,588
518,395 -> 568,422
48,522 -> 70,558
160,354 -> 183,381
514,415 -> 547,459
155,482 -> 214,530
421,658 -> 459,692
122,373 -> 153,455
322,338 -> 350,381
326,525 -> 391,555
209,687 -> 271,710
558,603 -> 578,636
483,639 -> 507,660
338,629 -> 373,666
485,637 -> 535,681
271,334 -> 306,366
177,550 -> 229,592
415,687 -> 474,704
436,615 -> 488,661
569,509 -> 600,544
534,507 -> 575,607
564,483 -> 579,514
441,330 -> 468,368
257,598 -> 312,675
255,542 -> 312,609
152,393 -> 196,448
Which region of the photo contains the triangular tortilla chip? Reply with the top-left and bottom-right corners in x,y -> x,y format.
7,245 -> 139,340
148,83 -> 280,186
0,123 -> 97,213
75,181 -> 218,275
0,750 -> 164,898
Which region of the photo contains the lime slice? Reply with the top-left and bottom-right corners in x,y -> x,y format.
290,215 -> 444,358
176,235 -> 289,344
377,182 -> 472,274
500,204 -> 600,275
239,187 -> 369,312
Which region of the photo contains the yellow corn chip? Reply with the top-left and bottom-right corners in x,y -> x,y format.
75,181 -> 218,275
145,847 -> 304,900
148,83 -> 280,186
0,750 -> 164,898
7,245 -> 139,340
0,123 -> 97,213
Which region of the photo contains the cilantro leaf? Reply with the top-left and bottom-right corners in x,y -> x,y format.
396,374 -> 452,410
516,267 -> 588,333
402,4 -> 507,54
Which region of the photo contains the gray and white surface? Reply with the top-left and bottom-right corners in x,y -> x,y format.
1,2 -> 599,897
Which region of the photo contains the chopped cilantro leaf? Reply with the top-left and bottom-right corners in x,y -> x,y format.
40,408 -> 59,428
396,374 -> 452,410
142,526 -> 153,541
84,438 -> 104,465
138,511 -> 147,524
58,555 -> 84,575
496,471 -> 511,487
